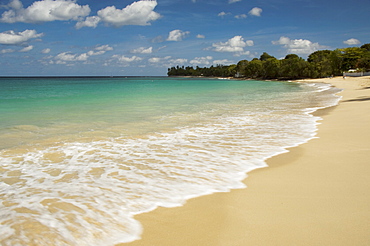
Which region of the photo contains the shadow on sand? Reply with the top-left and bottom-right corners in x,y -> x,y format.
343,97 -> 370,102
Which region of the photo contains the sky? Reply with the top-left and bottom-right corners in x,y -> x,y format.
0,0 -> 369,76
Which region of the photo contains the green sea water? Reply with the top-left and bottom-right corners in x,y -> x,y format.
0,77 -> 307,149
0,77 -> 340,245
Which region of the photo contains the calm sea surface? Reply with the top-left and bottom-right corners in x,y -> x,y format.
0,77 -> 340,245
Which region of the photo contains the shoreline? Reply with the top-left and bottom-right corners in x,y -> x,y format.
121,76 -> 370,246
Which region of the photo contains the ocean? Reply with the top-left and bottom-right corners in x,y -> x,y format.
0,76 -> 340,245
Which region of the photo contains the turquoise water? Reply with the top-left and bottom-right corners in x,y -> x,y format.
0,77 -> 309,149
0,77 -> 340,245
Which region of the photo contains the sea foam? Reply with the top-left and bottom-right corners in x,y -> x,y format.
0,81 -> 341,245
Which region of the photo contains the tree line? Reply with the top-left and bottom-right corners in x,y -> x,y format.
167,43 -> 370,79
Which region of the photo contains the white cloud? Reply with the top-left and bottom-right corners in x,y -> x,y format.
19,45 -> 33,52
1,0 -> 161,28
218,11 -> 230,17
0,0 -> 90,23
6,0 -> 23,9
95,44 -> 113,52
131,46 -> 153,54
85,45 -> 113,56
0,48 -> 15,54
272,36 -> 325,55
229,0 -> 241,3
196,34 -> 205,39
87,50 -> 103,56
53,45 -> 112,64
0,29 -> 43,45
212,36 -> 253,53
55,52 -> 87,62
75,16 -> 101,29
151,35 -> 164,43
112,55 -> 142,63
41,48 -> 51,54
249,7 -> 262,17
189,56 -> 213,66
54,52 -> 74,62
273,36 -> 290,45
148,57 -> 162,63
213,59 -> 234,65
234,50 -> 251,57
235,14 -> 247,19
343,38 -> 361,45
169,58 -> 188,64
167,29 -> 190,41
94,0 -> 161,28
148,56 -> 188,67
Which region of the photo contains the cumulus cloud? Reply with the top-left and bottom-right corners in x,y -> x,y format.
169,58 -> 188,64
148,56 -> 167,64
77,0 -> 161,28
0,29 -> 43,45
218,11 -> 230,17
0,0 -> 161,28
148,57 -> 162,63
212,36 -> 253,54
167,29 -> 190,41
272,36 -> 325,55
189,56 -> 213,66
148,56 -> 188,67
343,38 -> 360,45
196,34 -> 205,39
112,55 -> 142,64
130,46 -> 153,54
55,52 -> 88,63
41,48 -> 51,54
87,44 -> 113,55
5,0 -> 23,9
95,44 -> 113,51
229,0 -> 241,3
75,16 -> 100,29
0,0 -> 90,23
19,45 -> 33,52
151,35 -> 164,43
213,59 -> 234,65
0,48 -> 15,54
249,7 -> 262,17
53,45 -> 113,64
234,50 -> 251,57
235,14 -> 247,19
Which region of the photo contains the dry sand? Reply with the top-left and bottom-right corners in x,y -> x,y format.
121,76 -> 370,246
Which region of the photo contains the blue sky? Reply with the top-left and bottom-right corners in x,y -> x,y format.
0,0 -> 369,76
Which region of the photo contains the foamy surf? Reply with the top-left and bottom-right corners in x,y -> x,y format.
0,78 -> 341,245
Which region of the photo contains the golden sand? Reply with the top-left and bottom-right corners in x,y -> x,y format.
121,76 -> 370,246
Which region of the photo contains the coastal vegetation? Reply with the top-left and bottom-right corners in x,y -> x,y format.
167,44 -> 370,79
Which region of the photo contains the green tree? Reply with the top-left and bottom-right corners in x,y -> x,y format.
307,50 -> 339,77
338,47 -> 366,71
227,64 -> 237,77
245,59 -> 263,78
360,43 -> 370,51
236,60 -> 249,77
262,58 -> 280,79
284,54 -> 299,60
357,52 -> 370,71
281,55 -> 309,79
259,52 -> 275,61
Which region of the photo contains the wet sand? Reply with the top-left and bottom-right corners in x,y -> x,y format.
121,76 -> 370,246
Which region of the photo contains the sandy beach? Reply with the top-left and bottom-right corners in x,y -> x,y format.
121,76 -> 370,246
